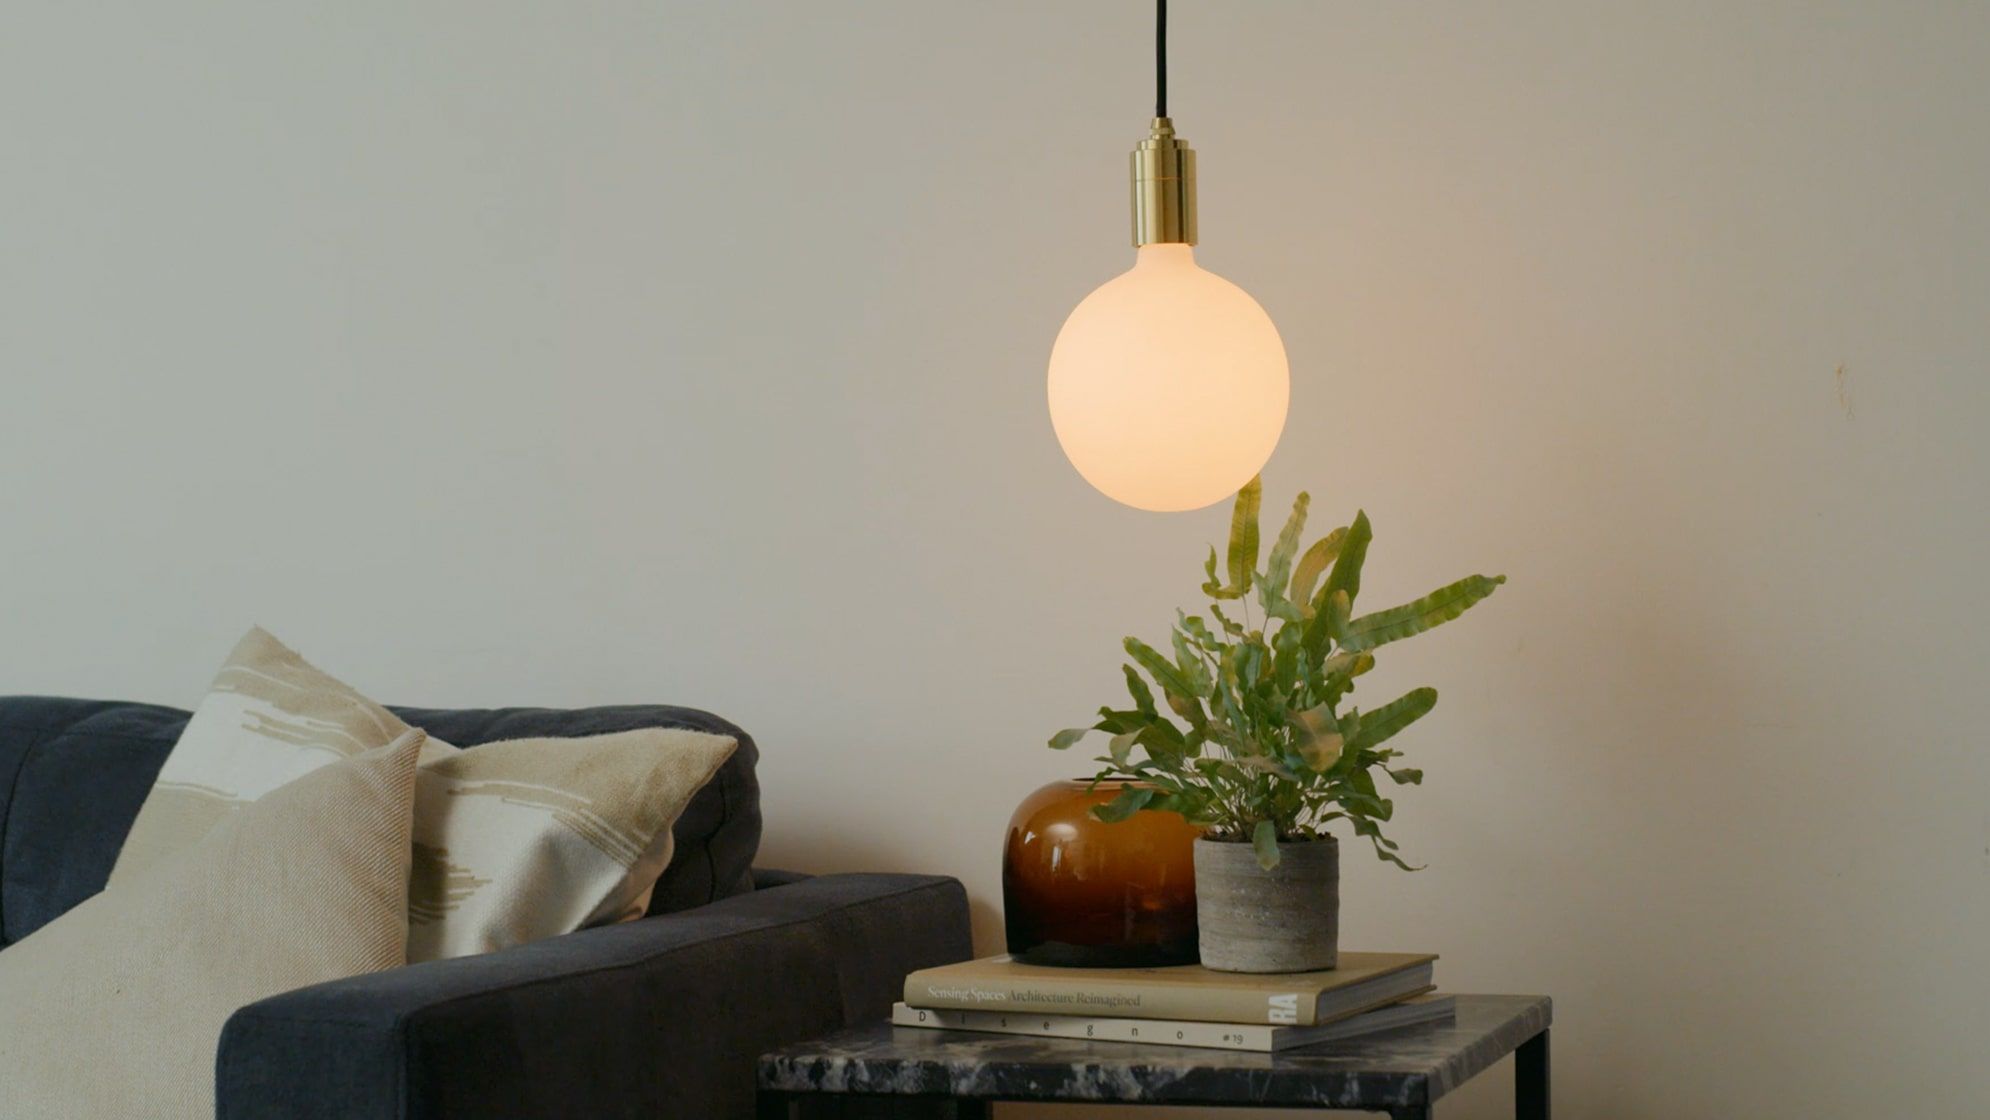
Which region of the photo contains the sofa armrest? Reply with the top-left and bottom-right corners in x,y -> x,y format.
215,872 -> 971,1120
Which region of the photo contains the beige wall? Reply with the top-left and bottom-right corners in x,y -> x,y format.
5,3 -> 1987,1116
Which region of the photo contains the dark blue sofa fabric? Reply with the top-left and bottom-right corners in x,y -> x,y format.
0,696 -> 762,947
217,872 -> 972,1120
0,698 -> 187,946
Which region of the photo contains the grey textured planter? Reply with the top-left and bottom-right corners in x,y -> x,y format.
1193,835 -> 1339,973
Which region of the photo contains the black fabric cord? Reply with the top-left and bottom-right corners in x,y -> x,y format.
1156,0 -> 1168,118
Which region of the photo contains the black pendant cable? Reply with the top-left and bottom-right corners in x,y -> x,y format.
1155,0 -> 1168,118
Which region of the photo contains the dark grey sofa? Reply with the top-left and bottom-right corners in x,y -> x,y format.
0,696 -> 972,1118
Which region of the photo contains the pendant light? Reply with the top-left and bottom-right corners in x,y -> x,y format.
1048,0 -> 1290,513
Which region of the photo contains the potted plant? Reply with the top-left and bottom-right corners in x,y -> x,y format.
1049,478 -> 1503,972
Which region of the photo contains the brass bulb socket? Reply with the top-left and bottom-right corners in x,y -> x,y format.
1131,117 -> 1197,247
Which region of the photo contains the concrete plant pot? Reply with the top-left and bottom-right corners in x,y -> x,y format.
1192,835 -> 1339,973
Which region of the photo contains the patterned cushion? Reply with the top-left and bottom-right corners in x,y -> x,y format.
108,628 -> 737,961
0,730 -> 423,1117
108,628 -> 407,888
403,729 -> 735,960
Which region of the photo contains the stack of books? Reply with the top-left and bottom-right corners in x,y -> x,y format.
895,951 -> 1451,1053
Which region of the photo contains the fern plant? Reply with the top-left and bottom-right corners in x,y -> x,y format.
1049,478 -> 1503,871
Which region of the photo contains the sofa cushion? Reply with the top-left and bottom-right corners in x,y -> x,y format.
402,728 -> 738,960
107,629 -> 745,962
391,704 -> 761,917
0,730 -> 422,1117
0,692 -> 760,948
0,698 -> 186,947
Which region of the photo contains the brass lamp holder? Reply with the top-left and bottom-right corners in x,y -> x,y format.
1131,117 -> 1197,247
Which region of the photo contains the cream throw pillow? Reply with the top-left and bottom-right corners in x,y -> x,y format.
109,627 -> 738,961
109,626 -> 411,885
402,727 -> 732,959
0,730 -> 423,1119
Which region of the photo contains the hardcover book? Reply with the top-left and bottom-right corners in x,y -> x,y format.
891,993 -> 1455,1052
902,951 -> 1437,1026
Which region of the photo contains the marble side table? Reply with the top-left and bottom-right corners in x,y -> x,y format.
758,993 -> 1550,1119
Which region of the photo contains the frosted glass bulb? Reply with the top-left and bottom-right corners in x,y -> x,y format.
1048,244 -> 1289,512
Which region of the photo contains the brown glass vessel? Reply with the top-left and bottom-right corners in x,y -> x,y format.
1001,778 -> 1202,967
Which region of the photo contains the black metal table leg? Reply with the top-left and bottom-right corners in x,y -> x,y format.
754,1091 -> 851,1118
1516,1028 -> 1550,1120
759,1092 -> 990,1118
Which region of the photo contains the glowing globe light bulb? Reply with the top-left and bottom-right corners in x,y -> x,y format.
1046,0 -> 1291,513
1048,243 -> 1289,512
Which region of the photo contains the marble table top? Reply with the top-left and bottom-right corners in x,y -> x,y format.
759,993 -> 1551,1110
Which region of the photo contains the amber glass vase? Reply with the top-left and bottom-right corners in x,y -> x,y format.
1002,779 -> 1202,967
